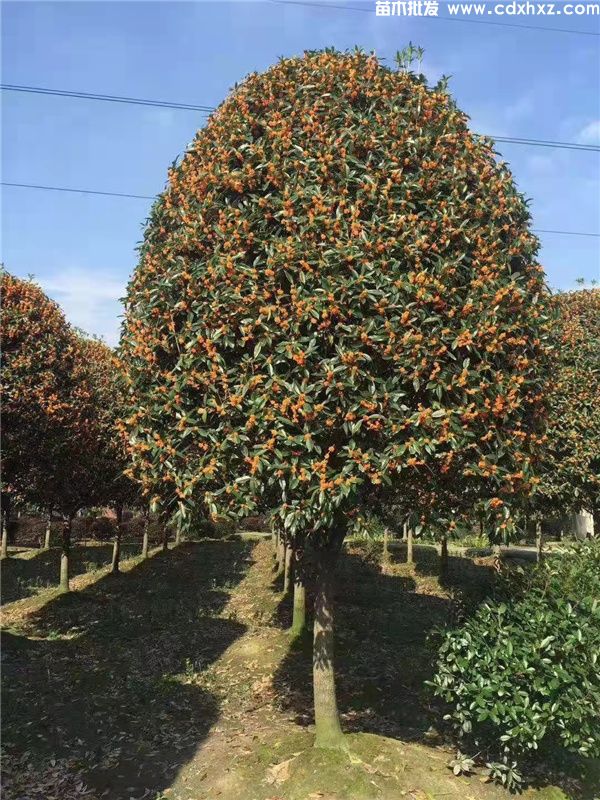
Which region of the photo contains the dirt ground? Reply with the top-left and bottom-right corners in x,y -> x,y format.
1,539 -> 597,800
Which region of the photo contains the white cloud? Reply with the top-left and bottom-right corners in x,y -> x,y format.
40,267 -> 126,346
577,120 -> 600,145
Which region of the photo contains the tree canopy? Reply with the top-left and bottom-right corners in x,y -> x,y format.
1,270 -> 78,510
536,288 -> 600,517
121,48 -> 552,540
1,269 -> 135,517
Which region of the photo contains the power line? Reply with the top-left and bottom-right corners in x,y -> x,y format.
3,181 -> 599,238
268,0 -> 600,36
0,84 -> 213,113
492,137 -> 598,153
1,181 -> 155,200
533,228 -> 600,238
2,83 -> 599,153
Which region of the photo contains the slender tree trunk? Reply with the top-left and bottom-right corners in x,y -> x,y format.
8,511 -> 17,545
272,530 -> 279,571
406,526 -> 414,565
60,516 -> 72,592
276,534 -> 285,576
382,527 -> 390,573
111,506 -> 123,573
141,510 -> 149,559
162,516 -> 169,552
536,521 -> 543,563
313,544 -> 344,749
283,544 -> 293,594
402,521 -> 408,542
175,520 -> 182,546
1,512 -> 8,559
43,511 -> 52,550
439,534 -> 448,580
291,548 -> 306,637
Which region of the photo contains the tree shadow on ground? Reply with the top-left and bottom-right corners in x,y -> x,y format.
274,543 -> 498,739
1,541 -> 253,800
1,544 -> 141,605
273,544 -> 596,800
273,546 -> 454,740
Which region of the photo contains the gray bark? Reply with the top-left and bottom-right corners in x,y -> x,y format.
141,512 -> 149,559
406,527 -> 414,565
313,545 -> 344,748
60,516 -> 72,592
283,544 -> 292,594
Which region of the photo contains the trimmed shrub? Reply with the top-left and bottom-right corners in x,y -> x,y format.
430,541 -> 600,788
90,516 -> 116,542
240,515 -> 270,532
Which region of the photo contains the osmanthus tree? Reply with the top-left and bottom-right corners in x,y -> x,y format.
121,48 -> 552,748
77,337 -> 141,572
534,288 -> 600,529
0,270 -> 78,559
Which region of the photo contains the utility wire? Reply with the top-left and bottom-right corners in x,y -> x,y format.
1,181 -> 155,200
492,137 -> 598,153
268,0 -> 600,36
3,181 -> 599,237
2,84 -> 599,152
0,84 -> 213,113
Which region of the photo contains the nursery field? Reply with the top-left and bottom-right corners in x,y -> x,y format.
2,40 -> 600,800
1,538 -> 597,800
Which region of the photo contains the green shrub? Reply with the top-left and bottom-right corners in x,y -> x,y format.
240,515 -> 270,533
430,541 -> 600,789
90,516 -> 115,541
187,516 -> 237,540
352,513 -> 386,540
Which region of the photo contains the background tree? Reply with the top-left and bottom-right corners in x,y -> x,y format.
1,270 -> 139,586
121,48 -> 552,748
1,270 -> 78,562
534,288 -> 599,527
77,337 -> 141,572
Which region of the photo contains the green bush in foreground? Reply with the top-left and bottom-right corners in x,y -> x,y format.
431,542 -> 600,790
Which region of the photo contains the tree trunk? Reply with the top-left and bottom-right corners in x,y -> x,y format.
60,516 -> 72,592
162,515 -> 169,551
1,513 -> 8,559
141,511 -> 149,559
175,520 -> 182,546
406,526 -> 414,565
313,545 -> 344,749
291,548 -> 306,637
439,534 -> 448,580
402,521 -> 408,542
276,534 -> 285,576
283,544 -> 293,594
536,521 -> 543,563
382,527 -> 391,573
111,506 -> 123,573
43,512 -> 52,550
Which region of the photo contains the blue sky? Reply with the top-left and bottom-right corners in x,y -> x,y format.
2,0 -> 599,344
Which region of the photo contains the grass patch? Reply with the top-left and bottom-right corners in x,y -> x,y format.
2,539 -> 596,800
